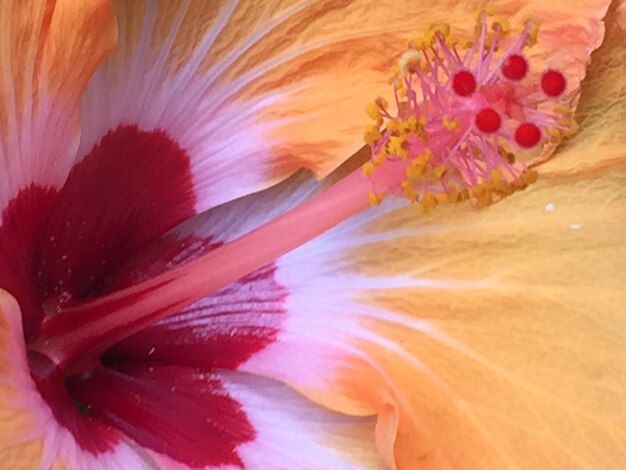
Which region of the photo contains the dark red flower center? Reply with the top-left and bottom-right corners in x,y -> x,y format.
0,126 -> 285,467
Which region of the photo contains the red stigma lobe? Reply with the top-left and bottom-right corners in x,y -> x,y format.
501,54 -> 528,80
541,69 -> 566,97
515,122 -> 542,148
453,70 -> 477,97
475,108 -> 502,133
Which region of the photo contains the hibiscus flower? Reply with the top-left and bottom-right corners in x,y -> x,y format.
0,1 -> 624,469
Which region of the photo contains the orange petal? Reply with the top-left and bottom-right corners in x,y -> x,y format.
542,0 -> 626,177
78,0 -> 429,212
332,10 -> 625,469
0,290 -> 43,467
249,0 -> 611,179
0,289 -> 153,468
0,0 -> 116,210
231,4 -> 621,469
76,0 -> 611,214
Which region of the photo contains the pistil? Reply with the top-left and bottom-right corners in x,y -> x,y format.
31,11 -> 575,373
31,165 -> 395,372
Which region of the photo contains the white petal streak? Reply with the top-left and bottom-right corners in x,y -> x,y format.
76,0 -> 326,213
224,372 -> 383,470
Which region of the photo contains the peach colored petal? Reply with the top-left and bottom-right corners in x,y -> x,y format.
327,8 -> 624,469
0,291 -> 43,467
78,0 -> 610,215
249,0 -> 611,179
232,3 -> 620,468
616,0 -> 626,41
0,0 -> 116,212
542,0 -> 625,177
0,289 -> 152,468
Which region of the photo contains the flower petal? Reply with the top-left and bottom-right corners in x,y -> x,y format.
97,169 -> 391,461
76,0 -> 417,207
0,0 -> 116,337
253,13 -> 626,468
105,172 -> 317,370
0,0 -> 116,209
541,0 -> 625,176
66,363 -> 256,468
0,289 -> 151,469
32,0 -> 612,315
118,8 -> 626,468
32,0 -> 426,312
75,0 -> 609,199
68,365 -> 383,470
223,372 -> 383,469
339,166 -> 626,467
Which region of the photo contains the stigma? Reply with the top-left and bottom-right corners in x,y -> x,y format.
363,11 -> 575,211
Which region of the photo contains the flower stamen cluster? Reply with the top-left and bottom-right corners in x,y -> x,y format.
363,11 -> 576,211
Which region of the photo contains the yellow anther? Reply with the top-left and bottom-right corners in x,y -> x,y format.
417,148 -> 433,164
547,127 -> 562,140
474,186 -> 493,207
388,116 -> 422,135
474,5 -> 495,22
490,169 -> 502,183
405,115 -> 420,132
387,119 -> 401,132
406,161 -> 426,179
442,115 -> 460,131
400,180 -> 417,200
364,125 -> 381,144
429,22 -> 451,40
372,151 -> 386,166
524,170 -> 538,184
492,17 -> 511,35
510,176 -> 526,190
365,102 -> 381,121
397,49 -> 425,76
412,27 -> 440,50
564,119 -> 579,137
435,192 -> 449,203
451,35 -> 472,50
389,64 -> 401,83
434,165 -> 447,179
387,135 -> 408,158
419,191 -> 438,213
368,191 -> 384,206
375,96 -> 389,109
554,105 -> 571,116
362,161 -> 375,177
523,16 -> 540,47
489,170 -> 510,193
389,118 -> 416,135
448,188 -> 461,203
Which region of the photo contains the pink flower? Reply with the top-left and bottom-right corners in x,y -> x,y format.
0,1 -> 623,469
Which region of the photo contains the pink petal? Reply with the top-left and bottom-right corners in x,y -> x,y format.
103,173 -> 317,370
0,0 -> 115,338
0,289 -> 151,469
68,364 -> 383,470
66,364 -> 255,468
76,0 -> 438,212
36,126 -> 197,311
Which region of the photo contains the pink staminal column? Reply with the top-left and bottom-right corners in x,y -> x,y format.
31,11 -> 575,373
